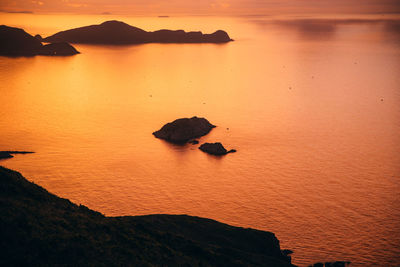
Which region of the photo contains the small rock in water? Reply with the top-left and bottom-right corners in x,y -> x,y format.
199,142 -> 236,156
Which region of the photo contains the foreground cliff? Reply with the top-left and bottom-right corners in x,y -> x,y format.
0,166 -> 293,266
43,20 -> 233,44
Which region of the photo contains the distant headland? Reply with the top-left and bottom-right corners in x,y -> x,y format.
43,20 -> 233,44
0,25 -> 79,56
0,20 -> 233,56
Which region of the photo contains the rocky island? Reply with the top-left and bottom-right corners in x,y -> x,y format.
199,142 -> 236,155
0,166 -> 294,266
0,25 -> 79,56
153,116 -> 216,144
43,20 -> 233,44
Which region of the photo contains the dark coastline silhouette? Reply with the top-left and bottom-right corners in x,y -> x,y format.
43,20 -> 233,44
153,116 -> 216,144
0,25 -> 79,56
0,166 -> 294,266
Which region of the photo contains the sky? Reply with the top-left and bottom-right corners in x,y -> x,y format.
1,0 -> 400,15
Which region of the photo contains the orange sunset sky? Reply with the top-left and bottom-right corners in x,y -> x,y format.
1,0 -> 400,15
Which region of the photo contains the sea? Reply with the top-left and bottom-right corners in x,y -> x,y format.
1,13 -> 399,266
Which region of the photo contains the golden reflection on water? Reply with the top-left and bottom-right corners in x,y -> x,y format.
1,14 -> 400,266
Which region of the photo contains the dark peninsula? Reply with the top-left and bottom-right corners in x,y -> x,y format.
43,20 -> 233,44
0,25 -> 79,56
0,166 -> 294,266
0,151 -> 34,160
153,116 -> 216,144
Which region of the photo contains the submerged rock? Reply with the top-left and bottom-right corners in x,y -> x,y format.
153,116 -> 215,143
38,42 -> 80,56
199,142 -> 236,155
43,20 -> 233,44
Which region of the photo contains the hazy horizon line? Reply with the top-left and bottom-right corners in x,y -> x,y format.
1,9 -> 400,17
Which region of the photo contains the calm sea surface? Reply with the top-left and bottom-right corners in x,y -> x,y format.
1,14 -> 399,266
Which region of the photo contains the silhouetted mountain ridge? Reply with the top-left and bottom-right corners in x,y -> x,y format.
43,20 -> 233,44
